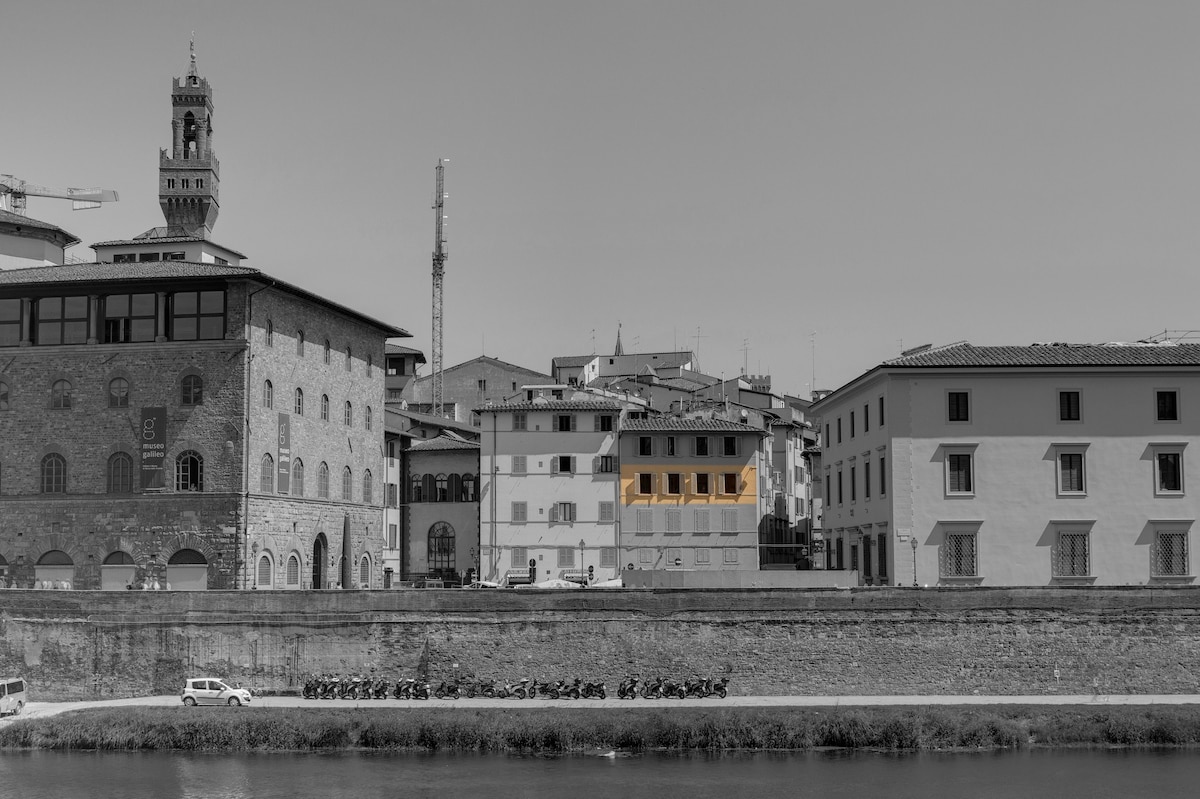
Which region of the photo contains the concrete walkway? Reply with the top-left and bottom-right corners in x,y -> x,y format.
7,692 -> 1200,722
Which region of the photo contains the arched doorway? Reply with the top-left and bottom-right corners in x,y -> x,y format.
428,522 -> 456,581
35,550 -> 74,588
101,550 -> 136,591
312,533 -> 328,589
166,548 -> 208,591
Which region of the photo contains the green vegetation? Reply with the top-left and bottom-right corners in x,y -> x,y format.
2,706 -> 1200,753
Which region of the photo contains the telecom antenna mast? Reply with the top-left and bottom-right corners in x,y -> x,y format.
431,159 -> 448,417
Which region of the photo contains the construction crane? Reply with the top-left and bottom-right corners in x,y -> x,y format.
431,159 -> 448,417
0,174 -> 119,216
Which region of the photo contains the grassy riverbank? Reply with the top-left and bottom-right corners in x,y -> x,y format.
4,705 -> 1200,752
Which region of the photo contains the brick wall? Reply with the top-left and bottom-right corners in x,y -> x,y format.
2,587 -> 1199,698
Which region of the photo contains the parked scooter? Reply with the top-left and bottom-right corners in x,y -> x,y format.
617,675 -> 641,699
581,680 -> 607,699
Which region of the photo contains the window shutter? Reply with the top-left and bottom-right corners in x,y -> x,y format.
571,415 -> 577,431
552,415 -> 560,431
551,458 -> 560,474
594,414 -> 600,432
570,456 -> 577,474
593,455 -> 600,473
549,505 -> 559,523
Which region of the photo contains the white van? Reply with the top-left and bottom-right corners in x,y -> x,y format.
0,678 -> 26,716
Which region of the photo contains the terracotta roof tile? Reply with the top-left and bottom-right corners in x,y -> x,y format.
884,342 -> 1200,368
622,417 -> 767,434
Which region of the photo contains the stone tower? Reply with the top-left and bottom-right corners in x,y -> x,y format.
159,38 -> 219,238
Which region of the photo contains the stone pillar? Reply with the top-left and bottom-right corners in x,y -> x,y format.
19,297 -> 32,346
87,295 -> 99,344
172,119 -> 183,159
197,118 -> 208,159
155,291 -> 167,342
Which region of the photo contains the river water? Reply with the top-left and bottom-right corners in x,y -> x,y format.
1,749 -> 1198,798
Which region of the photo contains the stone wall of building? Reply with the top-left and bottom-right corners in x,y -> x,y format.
2,587 -> 1200,699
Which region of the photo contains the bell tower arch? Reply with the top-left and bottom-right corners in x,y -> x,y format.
159,36 -> 220,238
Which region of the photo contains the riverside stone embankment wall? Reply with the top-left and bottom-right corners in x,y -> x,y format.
1,587 -> 1198,699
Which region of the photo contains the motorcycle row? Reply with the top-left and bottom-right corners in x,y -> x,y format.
300,673 -> 730,700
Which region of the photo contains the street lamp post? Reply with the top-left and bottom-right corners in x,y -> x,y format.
579,539 -> 585,586
910,537 -> 919,587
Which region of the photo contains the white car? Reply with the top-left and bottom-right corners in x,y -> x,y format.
181,678 -> 252,706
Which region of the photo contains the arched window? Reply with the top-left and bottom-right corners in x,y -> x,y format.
286,553 -> 300,586
344,401 -> 353,426
345,345 -> 352,372
41,453 -> 66,493
447,474 -> 461,502
359,554 -> 371,589
366,354 -> 373,377
257,553 -> 273,587
321,394 -> 329,421
260,453 -> 275,493
461,473 -> 477,502
435,473 -> 449,502
0,380 -> 9,411
266,319 -> 274,347
107,452 -> 133,493
422,473 -> 436,501
324,339 -> 331,364
428,522 -> 456,575
294,387 -> 304,416
108,378 -> 129,408
51,379 -> 72,409
176,451 -> 203,491
363,469 -> 373,504
342,466 -> 353,501
365,406 -> 372,431
318,462 -> 330,499
181,374 -> 203,406
410,473 -> 424,502
296,330 -> 305,356
263,379 -> 273,409
292,458 -> 305,497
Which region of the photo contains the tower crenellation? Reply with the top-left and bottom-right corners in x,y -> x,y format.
158,39 -> 220,238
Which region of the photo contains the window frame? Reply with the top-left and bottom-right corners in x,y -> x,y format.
1153,445 -> 1185,496
947,390 -> 971,423
1156,389 -> 1181,423
1058,389 -> 1082,423
108,377 -> 130,408
1052,525 -> 1092,579
1152,528 -> 1191,578
1055,445 -> 1088,496
944,447 -> 976,496
941,528 -> 979,579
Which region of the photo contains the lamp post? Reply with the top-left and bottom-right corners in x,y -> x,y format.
910,537 -> 918,587
579,539 -> 585,586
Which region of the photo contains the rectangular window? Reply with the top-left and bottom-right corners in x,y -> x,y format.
666,436 -> 677,456
864,461 -> 871,499
721,508 -> 738,533
837,418 -> 842,443
694,509 -> 710,533
1154,530 -> 1189,577
477,379 -> 487,392
666,509 -> 682,533
600,547 -> 617,568
386,483 -> 399,507
824,424 -> 830,447
511,502 -> 528,523
561,502 -> 576,522
637,509 -> 653,533
695,548 -> 710,564
1157,390 -> 1180,422
694,436 -> 710,457
947,453 -> 974,494
665,473 -> 682,495
554,455 -> 574,474
850,465 -> 857,501
722,436 -> 737,456
558,547 -> 574,568
879,455 -> 887,495
694,472 -> 711,495
597,414 -> 614,432
1058,451 -> 1085,494
103,293 -> 157,343
511,547 -> 528,567
879,396 -> 885,426
948,391 -> 970,422
1156,450 -> 1184,494
637,473 -> 654,494
942,532 -> 978,577
35,295 -> 89,345
1054,530 -> 1090,577
877,534 -> 888,579
850,411 -> 855,438
723,548 -> 739,564
639,548 -> 653,564
0,298 -> 21,347
598,455 -> 614,473
1059,391 -> 1081,422
388,524 -> 398,549
511,455 -> 527,475
599,501 -> 615,522
553,413 -> 575,431
722,472 -> 739,495
171,289 -> 225,341
639,436 -> 653,456
863,404 -> 869,433
837,470 -> 843,504
512,412 -> 527,431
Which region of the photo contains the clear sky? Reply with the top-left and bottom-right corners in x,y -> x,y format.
7,1 -> 1200,396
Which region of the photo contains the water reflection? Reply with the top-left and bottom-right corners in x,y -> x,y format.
0,748 -> 1197,799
